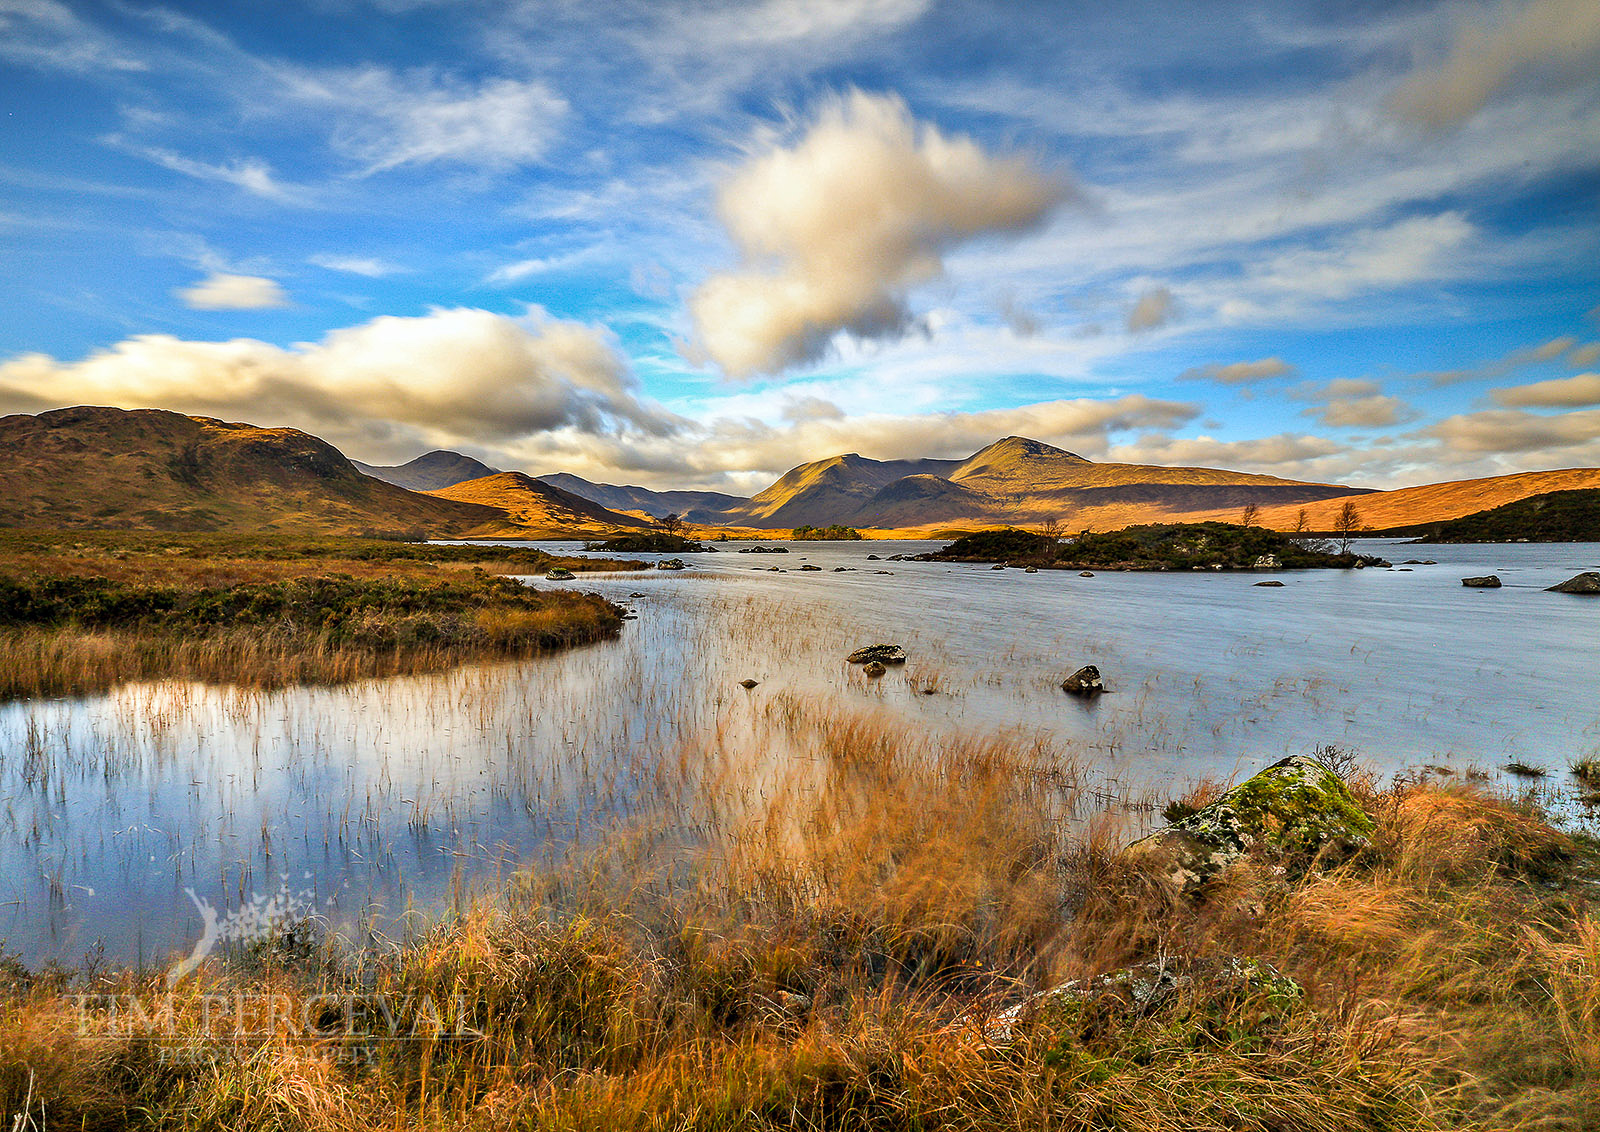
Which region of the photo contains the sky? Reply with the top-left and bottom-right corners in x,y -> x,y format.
1,0 -> 1597,495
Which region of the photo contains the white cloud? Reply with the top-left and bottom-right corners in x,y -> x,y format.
109,143 -> 304,203
1126,286 -> 1175,333
1491,372 -> 1600,408
1250,212 -> 1476,301
0,0 -> 147,74
1107,433 -> 1346,475
309,255 -> 402,277
1421,406 -> 1600,457
1178,357 -> 1296,384
1309,393 -> 1413,428
0,308 -> 680,461
689,90 -> 1070,377
1569,343 -> 1600,367
174,273 -> 290,310
675,0 -> 930,49
1391,0 -> 1600,128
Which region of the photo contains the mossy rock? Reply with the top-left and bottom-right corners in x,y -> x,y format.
1128,754 -> 1373,898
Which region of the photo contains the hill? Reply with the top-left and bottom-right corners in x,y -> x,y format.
0,406 -> 507,536
425,472 -> 650,538
710,436 -> 1366,531
536,472 -> 748,522
353,450 -> 498,492
1411,489 -> 1600,542
1184,468 -> 1600,532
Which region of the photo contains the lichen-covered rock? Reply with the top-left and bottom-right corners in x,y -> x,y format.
1547,571 -> 1600,594
983,956 -> 1303,1043
657,558 -> 687,570
544,567 -> 575,580
1061,664 -> 1104,696
846,644 -> 907,665
862,661 -> 887,677
1461,575 -> 1501,588
1252,554 -> 1281,569
1127,754 -> 1373,898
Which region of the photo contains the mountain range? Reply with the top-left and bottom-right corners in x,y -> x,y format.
7,405 -> 1600,538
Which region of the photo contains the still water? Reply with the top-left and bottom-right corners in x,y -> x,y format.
2,539 -> 1596,968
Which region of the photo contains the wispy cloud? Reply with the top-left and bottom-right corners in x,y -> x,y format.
1178,357 -> 1296,384
309,254 -> 404,277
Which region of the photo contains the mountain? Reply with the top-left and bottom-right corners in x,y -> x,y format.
1419,489 -> 1600,542
710,436 -> 1366,531
425,472 -> 651,537
0,406 -> 506,535
1193,469 -> 1600,532
353,450 -> 498,492
536,472 -> 748,522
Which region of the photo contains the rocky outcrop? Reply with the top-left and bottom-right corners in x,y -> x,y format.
1127,755 -> 1373,898
1252,554 -> 1281,569
846,644 -> 907,665
1061,665 -> 1104,696
1547,571 -> 1600,594
657,558 -> 686,570
1461,575 -> 1501,588
545,567 -> 574,580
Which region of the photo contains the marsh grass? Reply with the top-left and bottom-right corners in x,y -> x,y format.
1,695 -> 1596,1130
0,534 -> 633,699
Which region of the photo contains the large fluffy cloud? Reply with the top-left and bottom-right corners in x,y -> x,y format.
0,308 -> 679,461
1391,0 -> 1600,128
689,91 -> 1070,377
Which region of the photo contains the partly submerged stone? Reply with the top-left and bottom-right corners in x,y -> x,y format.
1127,754 -> 1373,898
657,558 -> 687,571
738,679 -> 759,689
863,661 -> 887,677
1061,664 -> 1104,696
982,956 -> 1303,1044
1024,565 -> 1038,573
1254,580 -> 1285,587
846,644 -> 907,665
1547,571 -> 1600,595
1079,571 -> 1095,578
544,567 -> 575,580
1252,554 -> 1281,569
1461,575 -> 1501,588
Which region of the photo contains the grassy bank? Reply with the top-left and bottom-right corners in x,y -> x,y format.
1,703 -> 1593,1129
0,531 -> 634,698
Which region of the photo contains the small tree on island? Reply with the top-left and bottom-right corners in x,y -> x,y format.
1239,502 -> 1260,528
657,512 -> 684,538
1039,516 -> 1063,540
1333,501 -> 1361,555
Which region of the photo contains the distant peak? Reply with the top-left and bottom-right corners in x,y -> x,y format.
972,436 -> 1089,462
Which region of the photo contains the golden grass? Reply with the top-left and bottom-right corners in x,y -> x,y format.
1,698 -> 1594,1129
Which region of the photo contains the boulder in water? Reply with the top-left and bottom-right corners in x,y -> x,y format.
847,644 -> 907,665
1547,571 -> 1600,594
1061,664 -> 1104,696
1461,575 -> 1501,588
862,661 -> 887,677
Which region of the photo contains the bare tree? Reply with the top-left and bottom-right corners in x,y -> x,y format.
1039,515 -> 1063,540
1239,502 -> 1260,528
1293,508 -> 1310,535
1333,501 -> 1361,555
658,512 -> 684,537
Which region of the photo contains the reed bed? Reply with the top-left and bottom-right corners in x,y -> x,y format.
0,692 -> 1595,1130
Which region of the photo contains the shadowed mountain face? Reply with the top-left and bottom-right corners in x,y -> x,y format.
536,472 -> 748,522
0,406 -> 505,535
425,472 -> 650,537
353,450 -> 498,492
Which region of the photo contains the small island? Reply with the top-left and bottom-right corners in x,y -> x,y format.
584,532 -> 707,553
1411,488 -> 1600,543
923,522 -> 1389,570
791,524 -> 863,540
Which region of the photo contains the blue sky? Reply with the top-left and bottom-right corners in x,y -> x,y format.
1,0 -> 1597,493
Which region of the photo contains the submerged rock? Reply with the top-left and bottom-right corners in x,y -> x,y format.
1024,565 -> 1038,573
1061,664 -> 1104,696
1079,571 -> 1095,578
1547,571 -> 1600,594
1126,754 -> 1373,899
1461,575 -> 1501,588
867,554 -> 881,560
1253,580 -> 1284,587
738,679 -> 759,689
798,564 -> 822,571
862,661 -> 887,677
847,644 -> 907,665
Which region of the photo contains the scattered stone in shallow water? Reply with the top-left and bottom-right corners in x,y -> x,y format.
1079,571 -> 1095,577
545,567 -> 574,580
738,679 -> 759,689
862,661 -> 887,678
990,564 -> 1006,570
656,558 -> 686,571
1461,575 -> 1501,588
847,644 -> 907,665
1125,754 -> 1374,899
798,564 -> 822,571
1253,580 -> 1284,587
867,554 -> 880,560
1024,565 -> 1038,573
1547,571 -> 1600,594
629,591 -> 645,598
1061,664 -> 1104,696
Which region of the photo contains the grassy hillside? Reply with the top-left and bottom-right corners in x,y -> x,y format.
0,406 -> 507,536
353,449 -> 498,491
1410,488 -> 1600,542
426,471 -> 650,537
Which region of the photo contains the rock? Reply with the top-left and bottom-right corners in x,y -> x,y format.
866,554 -> 880,560
874,570 -> 893,575
982,956 -> 1302,1043
1402,559 -> 1424,565
1024,565 -> 1038,573
1461,575 -> 1501,588
657,558 -> 686,571
1253,580 -> 1284,587
887,554 -> 904,561
1079,571 -> 1095,578
1547,571 -> 1600,594
863,661 -> 887,677
990,563 -> 1006,570
798,564 -> 822,571
737,545 -> 789,554
739,679 -> 759,689
1126,754 -> 1374,899
767,566 -> 783,572
1252,554 -> 1281,569
847,644 -> 907,665
1061,664 -> 1104,696
544,567 -> 575,580
629,591 -> 646,598
1424,560 -> 1437,565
